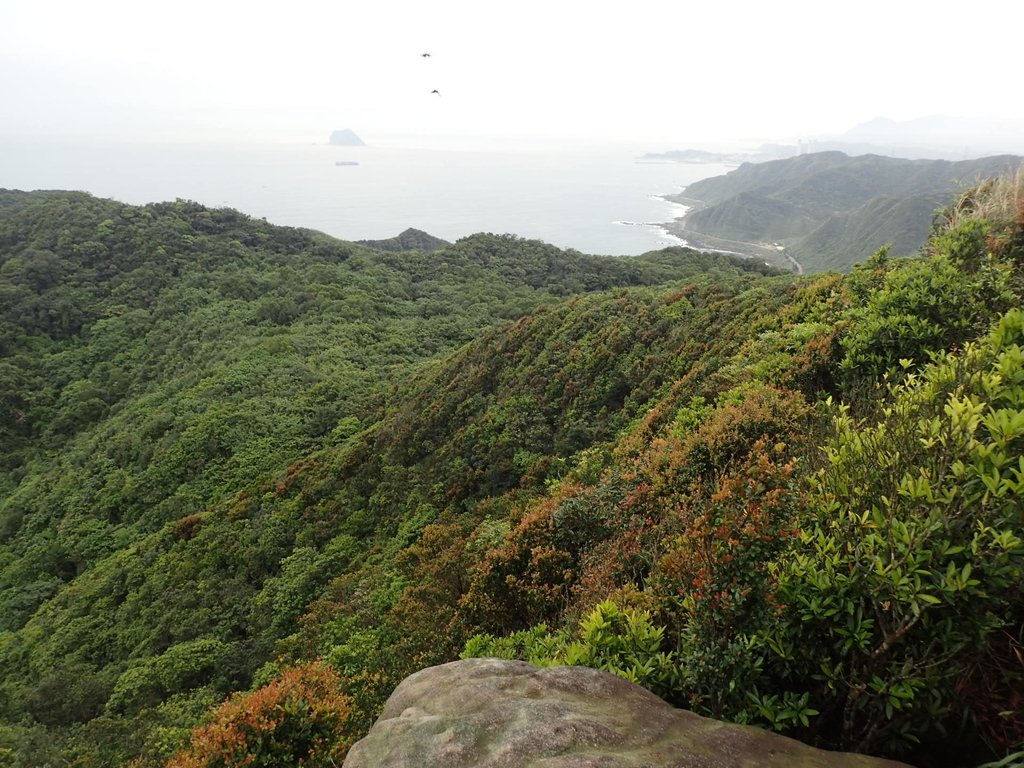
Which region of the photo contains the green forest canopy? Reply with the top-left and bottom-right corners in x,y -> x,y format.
0,176 -> 1022,768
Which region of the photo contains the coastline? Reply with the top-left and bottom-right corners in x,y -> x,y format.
612,217 -> 688,248
612,193 -> 692,248
652,194 -> 691,247
652,191 -> 799,271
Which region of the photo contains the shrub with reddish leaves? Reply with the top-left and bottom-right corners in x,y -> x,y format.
651,439 -> 802,717
165,662 -> 350,768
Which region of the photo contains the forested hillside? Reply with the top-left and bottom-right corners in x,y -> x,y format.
0,189 -> 774,765
667,152 -> 1022,272
0,175 -> 1022,768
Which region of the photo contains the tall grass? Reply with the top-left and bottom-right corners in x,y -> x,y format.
934,164 -> 1024,236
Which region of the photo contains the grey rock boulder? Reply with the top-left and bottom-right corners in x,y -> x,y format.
343,658 -> 913,767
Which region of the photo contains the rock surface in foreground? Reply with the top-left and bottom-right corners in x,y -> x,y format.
343,658 -> 913,768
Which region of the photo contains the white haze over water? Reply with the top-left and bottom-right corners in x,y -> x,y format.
2,0 -> 1023,146
0,138 -> 728,255
4,0 -> 1023,253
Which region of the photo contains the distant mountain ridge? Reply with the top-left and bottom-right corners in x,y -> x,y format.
839,115 -> 1024,156
665,151 -> 1022,272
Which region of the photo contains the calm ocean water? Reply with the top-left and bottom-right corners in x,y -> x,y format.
0,138 -> 733,256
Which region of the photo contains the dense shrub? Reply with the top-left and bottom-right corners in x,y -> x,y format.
757,309 -> 1024,755
652,439 -> 803,720
165,662 -> 351,768
839,243 -> 1015,384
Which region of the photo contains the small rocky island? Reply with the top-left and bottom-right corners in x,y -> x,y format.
329,128 -> 366,146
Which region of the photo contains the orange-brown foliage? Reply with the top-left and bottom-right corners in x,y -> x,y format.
165,662 -> 351,768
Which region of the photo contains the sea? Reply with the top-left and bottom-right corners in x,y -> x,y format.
0,137 -> 735,256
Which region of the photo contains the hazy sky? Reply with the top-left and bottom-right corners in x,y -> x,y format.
2,0 -> 1022,147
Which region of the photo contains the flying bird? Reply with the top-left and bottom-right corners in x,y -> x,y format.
421,53 -> 431,57
430,89 -> 441,96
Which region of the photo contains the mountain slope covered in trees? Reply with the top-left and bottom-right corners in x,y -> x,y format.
0,177 -> 1022,768
666,151 -> 1022,272
0,189 -> 775,764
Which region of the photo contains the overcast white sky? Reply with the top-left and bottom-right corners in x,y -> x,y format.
2,0 -> 1022,147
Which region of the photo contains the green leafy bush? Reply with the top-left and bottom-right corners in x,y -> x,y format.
757,309 -> 1024,754
839,245 -> 1015,384
462,600 -> 679,698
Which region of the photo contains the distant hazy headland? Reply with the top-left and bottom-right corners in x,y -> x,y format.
646,115 -> 1024,167
663,151 -> 1023,273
